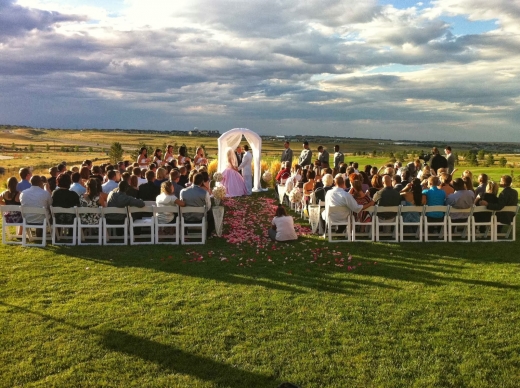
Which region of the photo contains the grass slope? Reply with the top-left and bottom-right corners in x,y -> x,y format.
1,193 -> 520,387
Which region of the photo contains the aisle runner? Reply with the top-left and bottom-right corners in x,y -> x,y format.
221,196 -> 311,249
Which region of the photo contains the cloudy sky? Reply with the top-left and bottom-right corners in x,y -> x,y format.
1,0 -> 519,141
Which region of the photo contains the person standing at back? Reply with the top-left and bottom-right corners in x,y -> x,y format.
430,147 -> 448,174
298,141 -> 312,167
444,146 -> 455,174
333,145 -> 344,172
281,141 -> 293,169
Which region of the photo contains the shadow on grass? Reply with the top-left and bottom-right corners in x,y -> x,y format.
101,329 -> 280,388
0,302 -> 281,388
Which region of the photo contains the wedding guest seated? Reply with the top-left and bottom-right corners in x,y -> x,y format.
154,167 -> 168,187
463,176 -> 475,194
122,172 -> 139,198
392,175 -> 404,192
480,175 -> 518,226
180,173 -> 215,236
200,171 -> 212,195
169,170 -> 185,198
400,178 -> 425,223
91,166 -> 104,186
303,171 -> 316,203
474,180 -> 499,228
275,162 -> 291,184
417,165 -> 430,179
422,176 -> 446,224
439,173 -> 454,196
350,180 -> 373,224
102,170 -> 119,194
79,178 -> 107,225
70,172 -> 86,195
20,176 -> 52,236
446,178 -> 475,222
178,166 -> 189,187
156,181 -> 185,224
322,175 -> 372,232
401,169 -> 411,184
268,204 -> 298,242
52,173 -> 80,224
17,168 -> 32,192
106,181 -> 145,234
138,170 -> 160,201
475,174 -> 488,197
373,175 -> 401,220
0,177 -> 22,224
360,171 -> 371,191
314,173 -> 334,203
48,167 -> 58,192
368,175 -> 383,198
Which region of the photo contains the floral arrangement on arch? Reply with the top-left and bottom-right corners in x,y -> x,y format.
213,172 -> 223,183
288,188 -> 303,203
212,185 -> 227,206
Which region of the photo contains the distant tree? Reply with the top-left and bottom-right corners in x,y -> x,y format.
161,142 -> 167,152
46,144 -> 50,151
485,154 -> 494,167
29,144 -> 34,152
88,146 -> 93,152
74,145 -> 79,152
499,156 -> 507,167
467,151 -> 478,166
109,142 -> 124,164
477,150 -> 486,160
11,142 -> 15,150
352,151 -> 357,156
372,150 -> 377,157
60,146 -> 66,152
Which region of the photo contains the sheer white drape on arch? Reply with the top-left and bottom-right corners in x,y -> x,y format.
217,128 -> 265,192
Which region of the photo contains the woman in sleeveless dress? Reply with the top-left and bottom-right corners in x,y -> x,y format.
137,147 -> 150,169
79,179 -> 106,225
221,147 -> 247,197
0,177 -> 22,223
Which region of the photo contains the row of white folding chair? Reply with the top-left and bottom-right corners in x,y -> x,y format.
1,205 -> 52,247
323,205 -> 518,243
1,205 -> 206,246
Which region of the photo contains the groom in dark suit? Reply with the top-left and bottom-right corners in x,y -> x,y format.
235,145 -> 244,175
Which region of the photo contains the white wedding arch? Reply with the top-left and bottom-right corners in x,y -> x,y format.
217,128 -> 264,192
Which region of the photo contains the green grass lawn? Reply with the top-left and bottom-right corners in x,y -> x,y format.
1,193 -> 520,387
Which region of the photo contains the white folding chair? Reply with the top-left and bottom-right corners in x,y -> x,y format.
494,205 -> 519,242
374,206 -> 400,243
180,206 -> 206,245
424,205 -> 447,242
128,205 -> 155,245
471,206 -> 494,242
102,207 -> 128,245
21,206 -> 51,247
351,205 -> 375,241
76,207 -> 103,245
50,206 -> 78,245
399,205 -> 424,242
447,205 -> 472,242
1,205 -> 23,245
154,205 -> 180,244
144,201 -> 156,207
318,200 -> 325,235
326,207 -> 352,242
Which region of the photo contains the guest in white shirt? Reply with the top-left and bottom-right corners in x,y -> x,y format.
156,181 -> 185,224
20,175 -> 52,226
268,205 -> 298,242
70,172 -> 86,195
102,170 -> 119,194
322,175 -> 374,232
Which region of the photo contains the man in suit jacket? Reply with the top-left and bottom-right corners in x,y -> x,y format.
333,145 -> 344,171
317,145 -> 329,169
235,146 -> 244,175
298,141 -> 312,167
239,145 -> 253,195
444,146 -> 455,174
281,141 -> 293,169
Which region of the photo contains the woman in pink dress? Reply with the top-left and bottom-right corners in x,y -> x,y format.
221,147 -> 247,197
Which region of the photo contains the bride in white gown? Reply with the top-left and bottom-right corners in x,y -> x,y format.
221,147 -> 247,197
